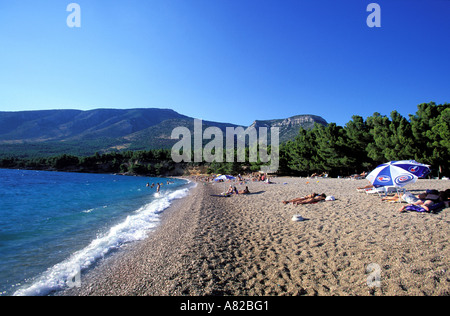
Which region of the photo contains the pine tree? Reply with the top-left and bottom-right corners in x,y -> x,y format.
410,102 -> 450,176
312,123 -> 353,176
344,115 -> 373,172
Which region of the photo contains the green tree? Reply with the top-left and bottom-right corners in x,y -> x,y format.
410,102 -> 450,176
366,112 -> 391,164
281,127 -> 317,176
312,123 -> 353,176
344,115 -> 373,172
53,154 -> 80,169
384,111 -> 416,161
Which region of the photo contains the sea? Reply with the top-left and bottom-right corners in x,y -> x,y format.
0,169 -> 192,296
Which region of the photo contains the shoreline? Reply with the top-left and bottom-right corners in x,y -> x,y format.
8,172 -> 193,296
63,177 -> 449,296
61,179 -> 202,296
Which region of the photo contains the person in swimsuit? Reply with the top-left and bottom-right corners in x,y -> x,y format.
238,186 -> 250,194
283,193 -> 327,205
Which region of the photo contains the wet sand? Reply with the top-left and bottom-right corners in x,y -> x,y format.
64,178 -> 449,296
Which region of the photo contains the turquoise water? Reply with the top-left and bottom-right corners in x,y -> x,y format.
0,169 -> 191,296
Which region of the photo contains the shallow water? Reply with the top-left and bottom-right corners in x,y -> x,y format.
0,169 -> 190,296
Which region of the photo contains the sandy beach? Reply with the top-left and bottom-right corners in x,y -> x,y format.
64,177 -> 449,296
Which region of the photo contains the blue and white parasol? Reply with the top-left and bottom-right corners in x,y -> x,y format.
366,160 -> 431,188
214,175 -> 236,181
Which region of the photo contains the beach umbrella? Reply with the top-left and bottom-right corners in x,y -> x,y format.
214,175 -> 236,182
366,160 -> 431,188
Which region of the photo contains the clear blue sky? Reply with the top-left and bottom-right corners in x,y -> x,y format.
0,0 -> 449,127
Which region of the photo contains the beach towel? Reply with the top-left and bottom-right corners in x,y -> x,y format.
404,205 -> 427,213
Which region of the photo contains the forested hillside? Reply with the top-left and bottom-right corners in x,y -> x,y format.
0,109 -> 326,158
0,103 -> 448,178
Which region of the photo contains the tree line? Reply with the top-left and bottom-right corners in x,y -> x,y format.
0,102 -> 448,178
280,102 -> 449,177
0,149 -> 178,176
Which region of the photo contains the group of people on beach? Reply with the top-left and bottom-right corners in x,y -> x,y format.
281,187 -> 449,213
397,189 -> 449,213
310,172 -> 329,178
252,173 -> 269,182
225,185 -> 250,196
189,172 -> 277,186
358,183 -> 449,214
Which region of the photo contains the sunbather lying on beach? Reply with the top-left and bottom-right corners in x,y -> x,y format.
357,184 -> 374,192
294,194 -> 327,205
238,186 -> 250,194
283,193 -> 316,204
381,193 -> 401,202
282,193 -> 327,205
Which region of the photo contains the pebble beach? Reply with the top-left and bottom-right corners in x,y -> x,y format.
63,177 -> 450,296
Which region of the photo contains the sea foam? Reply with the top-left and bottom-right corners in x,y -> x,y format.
13,187 -> 191,296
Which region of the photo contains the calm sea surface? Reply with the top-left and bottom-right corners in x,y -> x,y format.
0,169 -> 191,296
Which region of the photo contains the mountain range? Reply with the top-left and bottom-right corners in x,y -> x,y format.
0,108 -> 327,157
